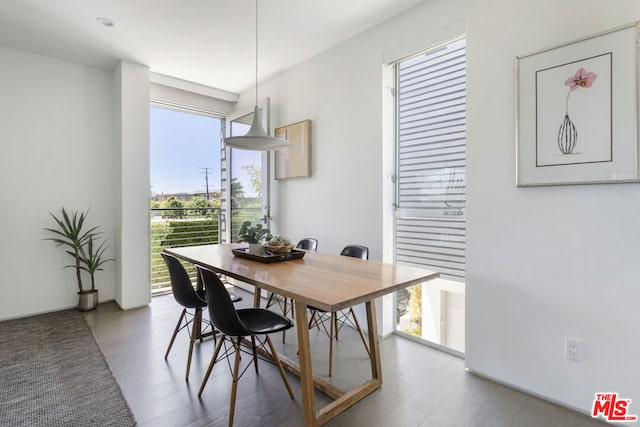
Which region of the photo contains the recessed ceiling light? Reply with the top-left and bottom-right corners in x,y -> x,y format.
96,17 -> 114,27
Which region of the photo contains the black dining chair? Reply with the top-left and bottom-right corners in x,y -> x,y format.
266,238 -> 318,342
197,266 -> 294,426
162,252 -> 242,381
296,238 -> 318,251
308,244 -> 371,376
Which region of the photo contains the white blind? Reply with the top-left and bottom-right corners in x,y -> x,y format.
396,217 -> 465,279
395,38 -> 466,280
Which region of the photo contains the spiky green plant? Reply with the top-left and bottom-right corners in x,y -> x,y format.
45,208 -> 100,293
79,235 -> 114,292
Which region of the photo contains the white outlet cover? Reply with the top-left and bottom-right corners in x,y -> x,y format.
565,337 -> 583,362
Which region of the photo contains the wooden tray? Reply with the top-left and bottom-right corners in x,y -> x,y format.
231,248 -> 306,263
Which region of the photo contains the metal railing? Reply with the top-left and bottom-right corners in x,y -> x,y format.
150,206 -> 266,293
230,206 -> 263,239
151,207 -> 221,293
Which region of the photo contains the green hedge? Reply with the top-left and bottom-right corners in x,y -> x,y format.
151,218 -> 220,288
160,219 -> 219,247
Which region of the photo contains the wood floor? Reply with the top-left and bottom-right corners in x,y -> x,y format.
83,289 -> 607,427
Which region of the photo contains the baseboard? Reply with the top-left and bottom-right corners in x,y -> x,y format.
0,305 -> 79,322
116,300 -> 151,311
464,368 -> 614,424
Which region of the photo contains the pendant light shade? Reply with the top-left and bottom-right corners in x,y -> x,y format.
223,0 -> 289,151
224,106 -> 289,151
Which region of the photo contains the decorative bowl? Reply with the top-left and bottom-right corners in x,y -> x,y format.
264,244 -> 294,255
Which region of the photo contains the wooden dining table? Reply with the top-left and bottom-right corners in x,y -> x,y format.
163,243 -> 439,426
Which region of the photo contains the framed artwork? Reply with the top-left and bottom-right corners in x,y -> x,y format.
516,23 -> 639,186
275,119 -> 311,179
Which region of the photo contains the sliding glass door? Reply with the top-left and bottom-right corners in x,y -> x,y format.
149,105 -> 223,293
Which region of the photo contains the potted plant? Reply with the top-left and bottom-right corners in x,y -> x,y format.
237,221 -> 272,254
78,233 -> 114,310
45,207 -> 114,311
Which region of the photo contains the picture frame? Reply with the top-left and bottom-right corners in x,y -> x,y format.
516,23 -> 639,186
275,119 -> 311,179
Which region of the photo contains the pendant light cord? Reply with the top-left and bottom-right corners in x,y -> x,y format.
222,0 -> 288,150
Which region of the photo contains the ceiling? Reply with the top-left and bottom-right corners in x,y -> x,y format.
0,0 -> 424,94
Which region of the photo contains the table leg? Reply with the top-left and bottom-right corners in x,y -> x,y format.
365,300 -> 382,381
254,286 -> 262,308
315,300 -> 382,425
295,301 -> 317,427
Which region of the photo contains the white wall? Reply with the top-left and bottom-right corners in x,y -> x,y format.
114,61 -> 151,309
465,0 -> 640,414
0,46 -> 117,319
241,0 -> 640,416
0,50 -> 152,319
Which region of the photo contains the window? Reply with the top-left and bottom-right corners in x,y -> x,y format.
221,106 -> 270,245
392,38 -> 466,354
150,106 -> 222,198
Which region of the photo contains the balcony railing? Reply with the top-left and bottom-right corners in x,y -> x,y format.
151,207 -> 221,293
150,206 -> 265,293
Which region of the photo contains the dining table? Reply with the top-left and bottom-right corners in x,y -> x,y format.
163,243 -> 439,426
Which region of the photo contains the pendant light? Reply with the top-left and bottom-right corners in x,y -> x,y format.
223,0 -> 289,151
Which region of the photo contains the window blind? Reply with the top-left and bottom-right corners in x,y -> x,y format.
395,38 -> 466,280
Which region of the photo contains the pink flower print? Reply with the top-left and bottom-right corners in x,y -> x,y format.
558,67 -> 597,155
564,68 -> 597,91
563,67 -> 597,113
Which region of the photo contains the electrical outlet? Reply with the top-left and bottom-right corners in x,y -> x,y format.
565,337 -> 582,362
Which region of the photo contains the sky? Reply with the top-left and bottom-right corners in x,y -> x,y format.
150,106 -> 221,195
150,106 -> 261,198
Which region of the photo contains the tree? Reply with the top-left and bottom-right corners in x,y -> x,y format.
230,178 -> 245,208
163,196 -> 183,218
186,196 -> 211,216
242,164 -> 262,198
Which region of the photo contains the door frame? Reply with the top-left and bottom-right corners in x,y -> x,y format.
224,98 -> 272,241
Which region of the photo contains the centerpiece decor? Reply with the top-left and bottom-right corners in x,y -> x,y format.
264,235 -> 294,254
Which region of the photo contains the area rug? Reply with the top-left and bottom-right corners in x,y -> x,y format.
0,309 -> 136,426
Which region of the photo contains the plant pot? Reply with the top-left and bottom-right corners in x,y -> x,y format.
248,243 -> 264,255
78,290 -> 99,311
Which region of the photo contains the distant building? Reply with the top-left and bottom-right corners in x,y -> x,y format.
152,191 -> 221,203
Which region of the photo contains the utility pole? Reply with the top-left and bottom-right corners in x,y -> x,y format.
200,167 -> 214,200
